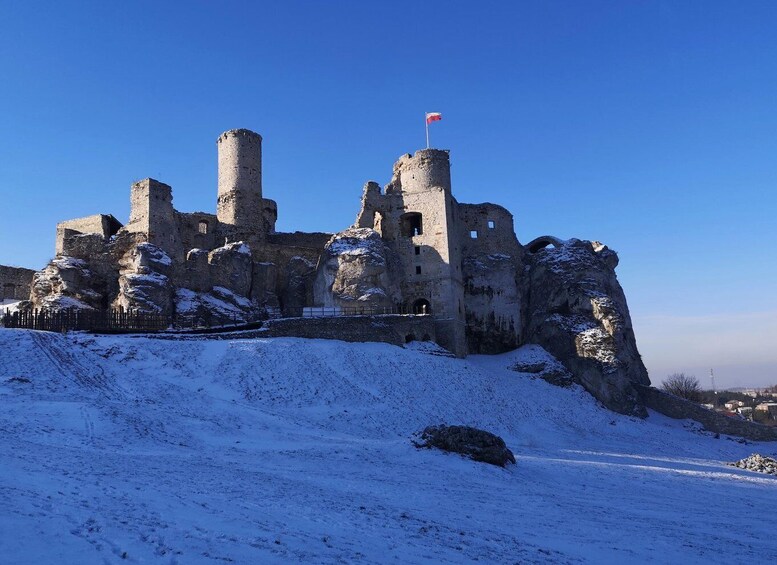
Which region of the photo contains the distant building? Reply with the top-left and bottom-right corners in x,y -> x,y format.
755,403 -> 777,417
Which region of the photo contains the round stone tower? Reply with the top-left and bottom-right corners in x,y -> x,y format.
393,149 -> 451,194
217,129 -> 263,234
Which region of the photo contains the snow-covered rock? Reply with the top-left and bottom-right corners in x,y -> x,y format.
30,257 -> 102,310
174,286 -> 259,326
314,228 -> 400,309
115,243 -> 173,315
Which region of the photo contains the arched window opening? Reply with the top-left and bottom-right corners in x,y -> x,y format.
400,212 -> 423,237
412,298 -> 432,315
198,220 -> 209,235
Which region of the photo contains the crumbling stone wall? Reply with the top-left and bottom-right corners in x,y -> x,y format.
458,203 -> 524,353
56,214 -> 122,255
0,265 -> 36,301
176,211 -> 219,254
124,179 -> 184,262
259,314 -> 435,347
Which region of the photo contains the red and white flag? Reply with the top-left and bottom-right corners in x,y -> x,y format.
425,112 -> 442,125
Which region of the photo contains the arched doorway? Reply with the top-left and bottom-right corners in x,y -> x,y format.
412,298 -> 431,315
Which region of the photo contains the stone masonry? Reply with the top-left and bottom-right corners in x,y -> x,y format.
0,266 -> 36,302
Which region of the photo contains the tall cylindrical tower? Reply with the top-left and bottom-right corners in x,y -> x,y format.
217,128 -> 263,232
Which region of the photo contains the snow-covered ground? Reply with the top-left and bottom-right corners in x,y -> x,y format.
0,298 -> 22,314
1,330 -> 776,564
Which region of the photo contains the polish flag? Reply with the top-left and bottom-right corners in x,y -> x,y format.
425,112 -> 442,125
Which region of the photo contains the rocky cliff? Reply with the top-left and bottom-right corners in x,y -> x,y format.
523,238 -> 650,417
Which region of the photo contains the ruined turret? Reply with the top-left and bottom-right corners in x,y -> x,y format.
217,128 -> 263,239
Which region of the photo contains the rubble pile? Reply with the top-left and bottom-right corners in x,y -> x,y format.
728,454 -> 777,475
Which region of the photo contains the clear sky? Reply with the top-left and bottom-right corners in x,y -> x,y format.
1,1 -> 775,388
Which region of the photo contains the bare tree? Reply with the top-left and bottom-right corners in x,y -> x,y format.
662,373 -> 702,402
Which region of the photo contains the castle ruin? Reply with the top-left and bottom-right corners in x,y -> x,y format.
2,128 -> 654,416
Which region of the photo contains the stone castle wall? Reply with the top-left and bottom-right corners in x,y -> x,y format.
0,265 -> 36,301
457,203 -> 524,353
176,212 -> 219,254
259,314 -> 436,348
125,179 -> 184,262
55,214 -> 122,255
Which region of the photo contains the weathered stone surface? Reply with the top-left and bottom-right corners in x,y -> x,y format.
260,314 -> 435,346
462,253 -> 521,353
414,425 -> 516,467
30,257 -> 105,311
524,238 -> 649,417
174,286 -> 257,326
314,228 -> 399,310
208,242 -> 253,297
0,265 -> 36,301
283,255 -> 316,315
728,454 -> 777,475
114,243 -> 173,315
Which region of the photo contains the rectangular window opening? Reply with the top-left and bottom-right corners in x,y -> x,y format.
470,230 -> 478,239
487,220 -> 495,229
414,246 -> 421,255
415,266 -> 422,275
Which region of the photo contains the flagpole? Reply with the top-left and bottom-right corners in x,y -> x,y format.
425,114 -> 429,149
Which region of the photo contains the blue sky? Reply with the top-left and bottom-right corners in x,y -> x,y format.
1,1 -> 775,387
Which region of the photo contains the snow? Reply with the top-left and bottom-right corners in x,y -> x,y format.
212,242 -> 251,256
137,243 -> 173,266
1,330 -> 776,563
124,272 -> 168,285
175,287 -> 252,319
1,299 -> 22,314
327,228 -> 386,264
40,295 -> 94,311
52,257 -> 88,270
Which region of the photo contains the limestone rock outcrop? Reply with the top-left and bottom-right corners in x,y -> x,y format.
30,257 -> 105,311
207,242 -> 253,297
174,287 -> 258,326
114,243 -> 174,316
523,238 -> 649,417
313,228 -> 399,310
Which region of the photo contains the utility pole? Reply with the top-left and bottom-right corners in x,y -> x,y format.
710,369 -> 716,393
